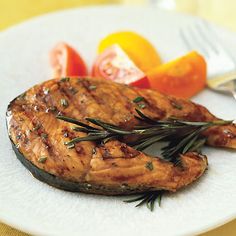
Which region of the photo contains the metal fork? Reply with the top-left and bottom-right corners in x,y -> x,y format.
180,20 -> 236,99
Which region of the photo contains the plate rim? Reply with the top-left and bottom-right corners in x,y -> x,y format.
0,5 -> 236,236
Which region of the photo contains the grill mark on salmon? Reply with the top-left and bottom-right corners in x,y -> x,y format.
182,104 -> 208,122
113,85 -> 141,128
135,89 -> 166,120
23,108 -> 70,166
76,79 -> 113,121
80,79 -> 104,105
81,80 -> 118,122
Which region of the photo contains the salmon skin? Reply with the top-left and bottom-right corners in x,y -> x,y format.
7,77 -> 235,195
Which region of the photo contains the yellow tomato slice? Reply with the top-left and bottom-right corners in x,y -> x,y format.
147,51 -> 207,98
98,31 -> 161,72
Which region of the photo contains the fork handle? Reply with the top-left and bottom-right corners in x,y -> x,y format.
208,71 -> 236,88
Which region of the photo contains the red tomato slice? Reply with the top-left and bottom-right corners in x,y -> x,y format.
92,45 -> 150,88
49,42 -> 87,77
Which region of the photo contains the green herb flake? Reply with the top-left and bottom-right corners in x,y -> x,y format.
145,162 -> 154,171
69,87 -> 78,95
88,85 -> 97,90
133,96 -> 144,103
33,124 -> 41,131
46,106 -> 58,113
60,99 -> 69,107
138,103 -> 146,109
171,100 -> 182,110
43,88 -> 50,95
50,106 -> 57,111
41,133 -> 48,139
60,77 -> 70,82
16,134 -> 22,140
38,156 -> 47,163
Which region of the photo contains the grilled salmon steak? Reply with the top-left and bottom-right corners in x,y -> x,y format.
7,77 -> 235,195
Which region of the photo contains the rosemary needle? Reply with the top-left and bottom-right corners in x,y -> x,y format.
124,191 -> 164,211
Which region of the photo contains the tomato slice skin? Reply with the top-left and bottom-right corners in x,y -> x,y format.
49,42 -> 87,77
130,76 -> 150,89
92,45 -> 150,88
147,51 -> 206,98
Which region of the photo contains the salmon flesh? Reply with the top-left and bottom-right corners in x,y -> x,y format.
7,77 -> 236,195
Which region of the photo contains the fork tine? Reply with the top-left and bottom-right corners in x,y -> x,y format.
197,20 -> 236,66
179,21 -> 236,96
194,22 -> 219,55
180,26 -> 209,58
179,29 -> 192,51
188,26 -> 210,57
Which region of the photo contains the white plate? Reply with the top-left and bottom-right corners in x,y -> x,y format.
0,6 -> 236,236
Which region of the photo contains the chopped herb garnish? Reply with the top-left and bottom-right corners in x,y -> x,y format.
69,87 -> 78,95
145,162 -> 154,171
88,85 -> 97,90
171,101 -> 182,110
16,134 -> 22,140
60,77 -> 70,82
38,156 -> 47,163
43,88 -> 50,95
33,124 -> 41,131
60,99 -> 69,107
133,96 -> 144,103
138,103 -> 146,109
50,106 -> 57,111
41,133 -> 48,139
46,106 -> 58,113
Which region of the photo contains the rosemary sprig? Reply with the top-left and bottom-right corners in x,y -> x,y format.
56,110 -> 232,211
57,110 -> 232,164
124,191 -> 163,211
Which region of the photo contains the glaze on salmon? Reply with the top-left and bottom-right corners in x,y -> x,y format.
7,77 -> 235,195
